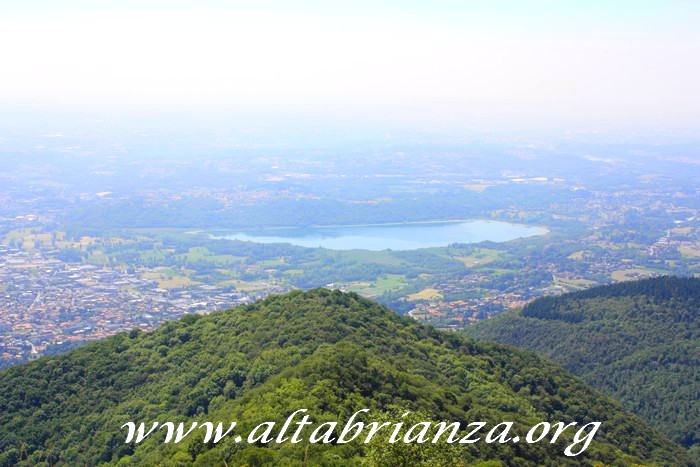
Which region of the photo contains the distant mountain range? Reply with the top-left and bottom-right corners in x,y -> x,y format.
0,288 -> 691,465
465,276 -> 700,460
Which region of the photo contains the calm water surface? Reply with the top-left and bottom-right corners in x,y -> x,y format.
213,220 -> 548,251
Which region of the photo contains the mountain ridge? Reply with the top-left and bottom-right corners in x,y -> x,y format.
465,276 -> 700,457
0,288 -> 691,465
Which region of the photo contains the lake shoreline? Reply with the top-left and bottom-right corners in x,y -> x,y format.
195,218 -> 550,235
200,219 -> 549,251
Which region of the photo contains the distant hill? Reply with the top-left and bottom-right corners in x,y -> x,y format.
465,276 -> 700,457
0,289 -> 691,465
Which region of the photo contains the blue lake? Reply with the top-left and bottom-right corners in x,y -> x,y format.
214,220 -> 548,251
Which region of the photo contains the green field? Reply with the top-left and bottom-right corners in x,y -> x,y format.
341,274 -> 407,297
175,247 -> 246,265
339,250 -> 406,266
452,248 -> 503,267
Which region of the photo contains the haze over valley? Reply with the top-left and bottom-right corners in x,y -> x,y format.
1,1 -> 699,465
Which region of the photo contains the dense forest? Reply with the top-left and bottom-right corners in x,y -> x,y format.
465,276 -> 700,460
0,289 -> 691,465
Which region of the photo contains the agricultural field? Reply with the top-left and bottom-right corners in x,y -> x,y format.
3,229 -> 98,250
407,287 -> 443,301
611,268 -> 668,282
452,248 -> 503,267
554,276 -> 598,290
141,268 -> 200,289
339,249 -> 406,266
338,274 -> 408,297
567,251 -> 585,260
174,247 -> 246,265
680,245 -> 700,258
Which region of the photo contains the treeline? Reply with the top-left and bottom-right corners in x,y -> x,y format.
522,275 -> 699,322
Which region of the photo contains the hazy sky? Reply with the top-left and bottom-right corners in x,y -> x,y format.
1,0 -> 699,130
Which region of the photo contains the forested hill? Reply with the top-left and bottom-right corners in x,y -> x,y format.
465,276 -> 700,457
0,290 -> 690,466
